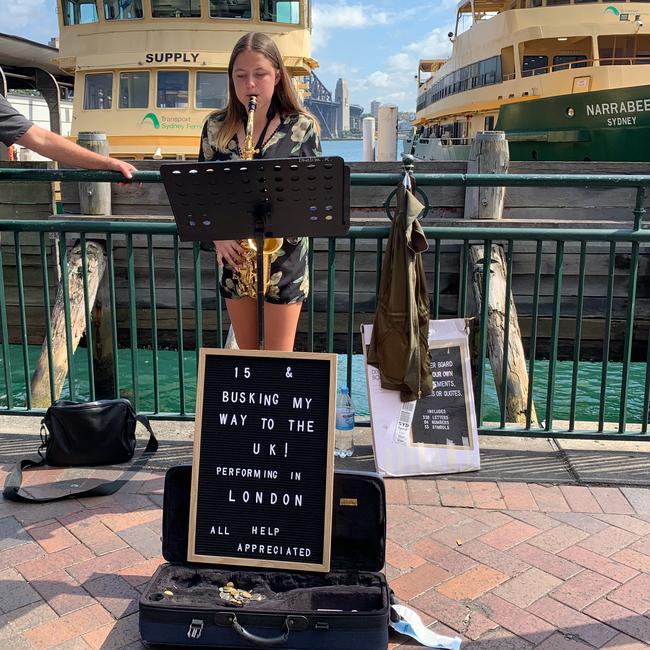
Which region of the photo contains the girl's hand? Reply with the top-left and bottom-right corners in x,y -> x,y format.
214,239 -> 246,271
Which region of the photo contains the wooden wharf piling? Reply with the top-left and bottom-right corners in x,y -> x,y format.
465,133 -> 536,424
29,239 -> 107,407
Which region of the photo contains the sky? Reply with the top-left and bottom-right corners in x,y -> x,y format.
5,0 -> 458,113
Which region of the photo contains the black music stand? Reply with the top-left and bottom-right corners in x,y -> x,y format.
161,156 -> 350,350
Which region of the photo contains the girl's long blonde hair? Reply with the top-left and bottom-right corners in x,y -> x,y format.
212,32 -> 318,152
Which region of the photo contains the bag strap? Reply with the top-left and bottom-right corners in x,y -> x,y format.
136,414 -> 159,455
3,414 -> 158,503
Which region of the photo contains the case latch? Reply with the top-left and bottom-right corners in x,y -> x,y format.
187,618 -> 204,639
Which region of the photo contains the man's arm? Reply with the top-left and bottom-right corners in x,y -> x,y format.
16,124 -> 137,179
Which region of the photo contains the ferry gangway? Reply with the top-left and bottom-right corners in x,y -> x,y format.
0,168 -> 649,441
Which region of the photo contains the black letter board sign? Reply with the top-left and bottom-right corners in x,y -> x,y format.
188,349 -> 337,572
411,344 -> 474,448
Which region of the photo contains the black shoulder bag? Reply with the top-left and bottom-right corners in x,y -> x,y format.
3,398 -> 158,503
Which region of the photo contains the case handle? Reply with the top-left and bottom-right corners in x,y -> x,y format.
225,614 -> 308,647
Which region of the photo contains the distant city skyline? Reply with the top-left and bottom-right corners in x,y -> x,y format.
304,76 -> 415,137
7,0 -> 457,112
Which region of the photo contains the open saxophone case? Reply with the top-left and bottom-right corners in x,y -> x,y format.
139,465 -> 390,648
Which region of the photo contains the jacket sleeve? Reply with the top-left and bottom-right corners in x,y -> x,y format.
300,117 -> 322,157
198,120 -> 209,162
197,119 -> 215,251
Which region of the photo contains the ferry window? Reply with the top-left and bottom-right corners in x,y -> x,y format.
196,72 -> 228,108
104,0 -> 143,20
260,0 -> 300,24
84,73 -> 113,109
479,56 -> 501,85
600,34 -> 636,63
157,71 -> 189,108
459,66 -> 470,92
119,72 -> 149,108
522,55 -> 548,76
484,116 -> 495,131
62,0 -> 99,25
637,35 -> 650,62
553,55 -> 587,71
598,35 -> 615,64
210,0 -> 251,18
526,0 -> 542,6
152,0 -> 200,17
469,62 -> 480,88
546,0 -> 570,5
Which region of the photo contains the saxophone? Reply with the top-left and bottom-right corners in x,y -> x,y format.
236,95 -> 283,298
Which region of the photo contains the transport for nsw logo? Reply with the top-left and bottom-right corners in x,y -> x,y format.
604,5 -> 645,21
141,113 -> 161,129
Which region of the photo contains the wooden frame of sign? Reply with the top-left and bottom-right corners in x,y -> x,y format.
188,348 -> 337,572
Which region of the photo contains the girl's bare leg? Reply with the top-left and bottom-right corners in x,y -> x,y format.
225,298 -> 302,351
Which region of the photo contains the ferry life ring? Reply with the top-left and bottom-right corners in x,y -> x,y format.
7,145 -> 15,161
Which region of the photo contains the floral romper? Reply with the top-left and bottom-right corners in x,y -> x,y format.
198,112 -> 321,304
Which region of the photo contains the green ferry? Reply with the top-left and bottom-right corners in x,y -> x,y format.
408,0 -> 650,162
498,85 -> 650,161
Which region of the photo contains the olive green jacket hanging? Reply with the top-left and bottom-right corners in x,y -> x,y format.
367,182 -> 433,402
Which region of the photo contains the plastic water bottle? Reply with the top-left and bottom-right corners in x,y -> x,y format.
335,386 -> 355,458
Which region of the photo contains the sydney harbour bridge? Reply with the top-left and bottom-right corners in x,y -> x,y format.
303,72 -> 363,139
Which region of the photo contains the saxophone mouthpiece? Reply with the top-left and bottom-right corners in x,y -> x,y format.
248,95 -> 258,109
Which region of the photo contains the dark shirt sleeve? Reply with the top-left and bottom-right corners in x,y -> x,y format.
0,95 -> 33,146
300,118 -> 322,158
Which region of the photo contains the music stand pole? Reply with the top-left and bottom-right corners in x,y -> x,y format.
254,231 -> 265,351
253,198 -> 272,351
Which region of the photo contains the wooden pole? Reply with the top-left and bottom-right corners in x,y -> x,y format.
469,244 -> 537,425
76,132 -> 111,215
30,240 -> 107,407
464,131 -> 509,220
459,131 -> 510,315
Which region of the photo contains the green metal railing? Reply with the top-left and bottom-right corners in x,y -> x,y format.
1,168 -> 649,440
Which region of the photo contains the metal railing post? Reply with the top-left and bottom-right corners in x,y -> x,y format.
619,187 -> 647,431
126,233 -> 139,409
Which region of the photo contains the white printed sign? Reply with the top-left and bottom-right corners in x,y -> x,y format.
362,319 -> 480,477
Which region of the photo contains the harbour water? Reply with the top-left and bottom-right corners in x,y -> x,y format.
320,139 -> 405,161
0,345 -> 646,424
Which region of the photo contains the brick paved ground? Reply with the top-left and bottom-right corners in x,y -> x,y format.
2,461 -> 650,649
1,414 -> 650,650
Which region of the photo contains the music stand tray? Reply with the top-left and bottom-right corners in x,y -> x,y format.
161,156 -> 350,349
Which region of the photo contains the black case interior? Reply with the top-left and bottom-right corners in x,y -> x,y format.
142,466 -> 387,615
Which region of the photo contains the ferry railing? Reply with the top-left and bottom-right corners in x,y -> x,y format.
421,56 -> 650,107
520,56 -> 650,78
409,136 -> 470,147
438,138 -> 470,146
1,169 -> 650,441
